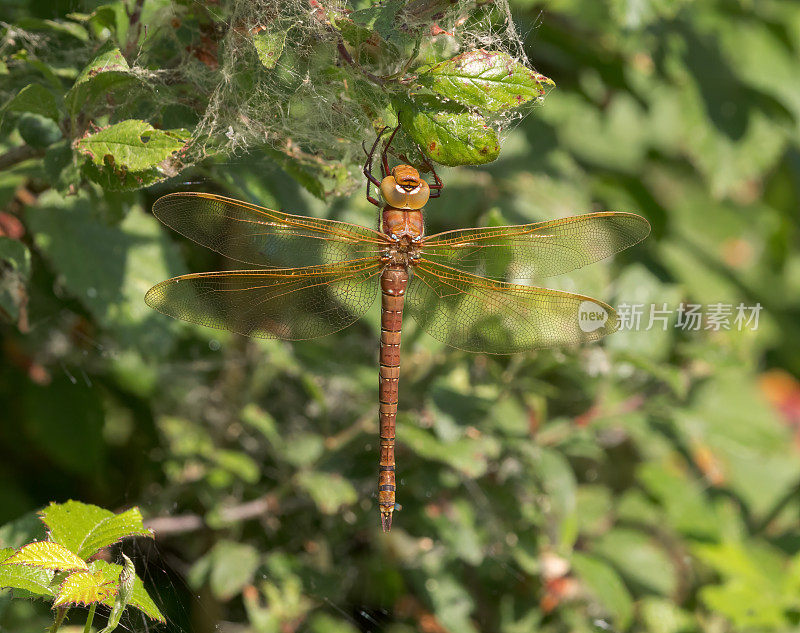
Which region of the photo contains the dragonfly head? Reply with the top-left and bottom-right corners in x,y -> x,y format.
380,165 -> 430,210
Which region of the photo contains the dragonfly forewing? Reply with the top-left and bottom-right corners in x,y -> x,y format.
144,261 -> 383,340
152,192 -> 389,269
420,211 -> 650,281
406,260 -> 619,354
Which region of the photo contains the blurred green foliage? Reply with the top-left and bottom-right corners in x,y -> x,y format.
2,1 -> 800,632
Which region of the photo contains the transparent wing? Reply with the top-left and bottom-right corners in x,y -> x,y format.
152,192 -> 389,268
406,260 -> 619,354
420,212 -> 650,280
145,260 -> 382,340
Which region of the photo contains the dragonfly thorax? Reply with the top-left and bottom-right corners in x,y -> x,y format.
382,207 -> 424,242
382,236 -> 421,267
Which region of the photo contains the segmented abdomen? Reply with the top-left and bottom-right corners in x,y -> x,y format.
377,264 -> 408,532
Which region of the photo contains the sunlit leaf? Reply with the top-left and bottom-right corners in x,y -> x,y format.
1,542 -> 87,572
53,569 -> 117,607
76,119 -> 189,191
417,50 -> 554,111
399,97 -> 499,165
0,548 -> 55,598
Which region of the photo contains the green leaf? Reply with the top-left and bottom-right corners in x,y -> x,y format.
296,472 -> 358,515
417,50 -> 554,112
530,448 -> 577,548
398,98 -> 500,166
40,501 -> 113,555
572,552 -> 633,629
639,597 -> 696,633
44,140 -> 80,190
1,541 -> 88,572
76,119 -> 188,171
593,528 -> 677,596
21,379 -> 105,475
26,191 -> 186,352
676,369 -> 800,518
350,0 -> 404,41
0,237 -> 30,321
64,45 -> 138,117
0,237 -> 29,277
4,84 -> 60,121
694,541 -> 793,629
0,511 -> 46,549
53,569 -> 117,607
637,462 -> 721,539
0,548 -> 55,598
94,560 -> 165,623
40,502 -> 152,559
309,613 -> 360,633
77,508 -> 153,560
16,17 -> 89,41
16,114 -> 62,148
76,120 -> 189,191
190,540 -> 260,601
253,31 -> 285,68
401,424 -> 500,478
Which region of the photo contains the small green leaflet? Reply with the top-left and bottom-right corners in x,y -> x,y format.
417,49 -> 555,112
1,541 -> 87,572
53,569 -> 117,607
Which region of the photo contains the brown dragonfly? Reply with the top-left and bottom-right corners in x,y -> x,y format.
145,127 -> 650,532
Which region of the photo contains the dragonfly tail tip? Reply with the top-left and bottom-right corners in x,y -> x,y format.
381,511 -> 393,532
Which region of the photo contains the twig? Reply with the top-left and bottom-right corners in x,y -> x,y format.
124,0 -> 146,61
0,145 -> 45,171
144,495 -> 274,536
336,39 -> 386,86
752,478 -> 800,535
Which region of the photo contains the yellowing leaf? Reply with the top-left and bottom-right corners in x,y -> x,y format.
53,569 -> 118,607
1,541 -> 88,572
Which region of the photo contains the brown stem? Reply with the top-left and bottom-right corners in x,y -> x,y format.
0,145 -> 45,171
144,495 -> 275,536
336,39 -> 386,86
124,0 -> 146,61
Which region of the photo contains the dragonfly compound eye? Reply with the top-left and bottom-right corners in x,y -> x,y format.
380,175 -> 430,210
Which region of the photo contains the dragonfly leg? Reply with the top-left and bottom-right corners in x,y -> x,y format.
420,152 -> 444,198
363,129 -> 386,207
381,125 -> 401,176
